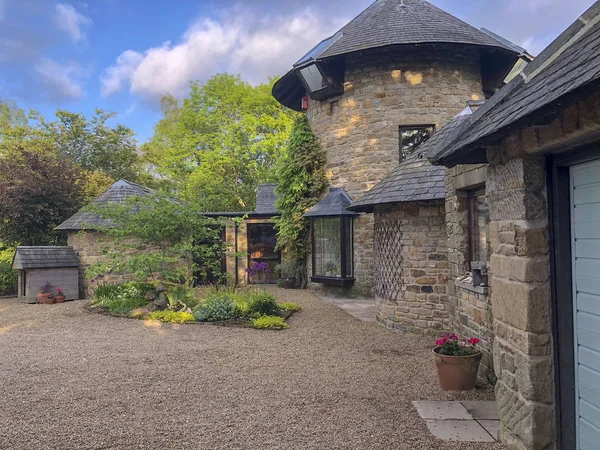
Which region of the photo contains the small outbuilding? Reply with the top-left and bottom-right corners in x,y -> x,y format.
12,246 -> 80,300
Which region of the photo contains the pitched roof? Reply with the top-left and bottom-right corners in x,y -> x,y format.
304,188 -> 359,217
429,1 -> 600,166
317,0 -> 518,60
12,246 -> 79,270
56,180 -> 153,231
255,184 -> 278,215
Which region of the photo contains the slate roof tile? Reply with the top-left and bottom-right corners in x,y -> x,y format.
12,246 -> 79,269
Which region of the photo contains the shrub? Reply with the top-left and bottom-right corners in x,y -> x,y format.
91,282 -> 147,314
252,315 -> 288,330
0,248 -> 17,296
193,294 -> 236,322
149,310 -> 195,324
167,285 -> 199,309
247,291 -> 280,316
279,302 -> 302,312
234,298 -> 249,318
91,283 -> 121,306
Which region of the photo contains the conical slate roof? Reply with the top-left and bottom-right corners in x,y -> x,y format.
55,180 -> 153,231
304,188 -> 359,217
273,0 -> 524,110
318,0 -> 517,60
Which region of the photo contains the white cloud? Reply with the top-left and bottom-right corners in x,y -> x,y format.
54,3 -> 92,43
34,58 -> 86,100
100,7 -> 346,103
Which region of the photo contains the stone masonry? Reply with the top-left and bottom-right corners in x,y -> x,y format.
373,201 -> 450,334
445,164 -> 495,382
306,44 -> 485,295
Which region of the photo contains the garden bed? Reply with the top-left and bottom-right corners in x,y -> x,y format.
87,281 -> 301,330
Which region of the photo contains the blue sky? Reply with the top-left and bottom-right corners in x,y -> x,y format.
0,0 -> 595,143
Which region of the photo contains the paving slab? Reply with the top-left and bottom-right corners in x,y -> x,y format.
478,420 -> 500,440
461,401 -> 499,420
425,419 -> 496,442
412,401 -> 473,420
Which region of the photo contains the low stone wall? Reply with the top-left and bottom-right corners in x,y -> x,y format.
373,201 -> 450,335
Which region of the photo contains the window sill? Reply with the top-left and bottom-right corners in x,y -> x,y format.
455,280 -> 489,295
311,276 -> 355,287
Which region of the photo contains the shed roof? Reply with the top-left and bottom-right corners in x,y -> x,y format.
429,1 -> 600,166
12,246 -> 79,270
304,188 -> 359,217
56,180 -> 153,231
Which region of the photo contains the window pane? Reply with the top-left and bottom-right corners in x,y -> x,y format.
248,224 -> 280,284
399,126 -> 434,160
344,218 -> 353,277
469,193 -> 488,264
299,65 -> 328,93
313,217 -> 341,277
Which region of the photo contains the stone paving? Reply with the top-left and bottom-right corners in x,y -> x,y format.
316,294 -> 377,322
413,400 -> 500,442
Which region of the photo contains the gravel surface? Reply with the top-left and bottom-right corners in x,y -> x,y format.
0,289 -> 504,449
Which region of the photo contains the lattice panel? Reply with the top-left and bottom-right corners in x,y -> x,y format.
373,221 -> 404,301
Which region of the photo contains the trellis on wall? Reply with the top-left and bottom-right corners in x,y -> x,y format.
373,220 -> 403,301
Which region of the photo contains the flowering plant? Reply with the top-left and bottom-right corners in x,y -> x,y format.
245,261 -> 271,285
57,288 -> 64,296
435,333 -> 481,356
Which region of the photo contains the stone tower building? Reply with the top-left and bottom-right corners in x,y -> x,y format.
273,0 -> 525,296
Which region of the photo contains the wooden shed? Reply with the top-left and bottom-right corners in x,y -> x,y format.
12,247 -> 80,300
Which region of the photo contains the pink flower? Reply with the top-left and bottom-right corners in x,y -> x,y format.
468,338 -> 480,345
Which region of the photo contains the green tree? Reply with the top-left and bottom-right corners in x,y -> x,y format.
0,147 -> 83,246
31,109 -> 141,181
274,115 -> 328,288
143,74 -> 297,210
86,194 -> 230,286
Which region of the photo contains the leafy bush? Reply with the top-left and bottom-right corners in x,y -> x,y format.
247,291 -> 280,316
252,315 -> 288,330
91,283 -> 121,306
0,248 -> 17,296
167,285 -> 199,309
234,298 -> 249,318
193,293 -> 236,322
279,302 -> 302,312
91,282 -> 148,314
149,310 -> 195,324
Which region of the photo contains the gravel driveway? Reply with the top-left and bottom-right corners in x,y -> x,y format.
0,290 -> 503,450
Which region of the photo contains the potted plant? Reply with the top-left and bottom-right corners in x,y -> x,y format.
38,282 -> 54,304
433,333 -> 482,391
54,288 -> 66,303
276,261 -> 299,289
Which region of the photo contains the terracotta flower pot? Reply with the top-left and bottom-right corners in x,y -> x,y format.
38,293 -> 54,304
281,277 -> 296,289
433,347 -> 482,391
54,295 -> 66,303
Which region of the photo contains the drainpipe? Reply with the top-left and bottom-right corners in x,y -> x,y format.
234,223 -> 239,285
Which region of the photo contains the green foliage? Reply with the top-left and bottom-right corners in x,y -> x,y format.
0,148 -> 83,246
149,310 -> 195,324
193,293 -> 236,322
86,194 -> 228,286
142,74 -> 297,210
167,285 -> 199,309
91,282 -> 149,314
278,302 -> 302,312
252,315 -> 288,330
0,247 -> 17,296
274,115 -> 328,288
247,291 -> 280,316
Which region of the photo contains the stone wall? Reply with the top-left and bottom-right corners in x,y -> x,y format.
445,164 -> 495,381
306,44 -> 485,295
373,201 -> 450,335
68,231 -> 138,298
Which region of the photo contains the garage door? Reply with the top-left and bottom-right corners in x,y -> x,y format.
571,159 -> 600,449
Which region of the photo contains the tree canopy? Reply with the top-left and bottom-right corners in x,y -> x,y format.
143,74 -> 298,211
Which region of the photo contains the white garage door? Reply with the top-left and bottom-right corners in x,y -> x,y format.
571,159 -> 600,450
